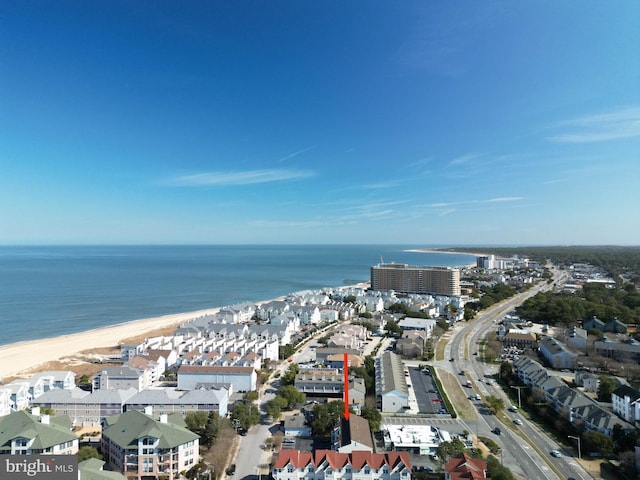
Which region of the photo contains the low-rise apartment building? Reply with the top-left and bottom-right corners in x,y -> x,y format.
273,450 -> 411,480
375,352 -> 409,413
101,409 -> 199,480
611,385 -> 640,425
177,365 -> 256,392
0,408 -> 79,455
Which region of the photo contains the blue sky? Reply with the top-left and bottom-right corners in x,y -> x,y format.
1,1 -> 639,245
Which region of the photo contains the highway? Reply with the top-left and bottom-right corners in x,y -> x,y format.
229,265 -> 592,480
444,265 -> 590,480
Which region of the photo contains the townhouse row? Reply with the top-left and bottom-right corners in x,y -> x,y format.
513,357 -> 635,434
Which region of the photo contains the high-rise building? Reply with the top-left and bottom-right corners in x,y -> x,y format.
370,263 -> 460,296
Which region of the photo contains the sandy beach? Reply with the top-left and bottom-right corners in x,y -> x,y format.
0,307 -> 223,380
0,283 -> 370,381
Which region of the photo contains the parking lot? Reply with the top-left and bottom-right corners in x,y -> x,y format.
407,367 -> 448,415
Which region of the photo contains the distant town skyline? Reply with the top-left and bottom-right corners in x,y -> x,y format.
1,2 -> 639,245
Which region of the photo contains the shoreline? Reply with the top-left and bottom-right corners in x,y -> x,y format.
405,248 -> 480,267
406,248 -> 485,257
0,282 -> 369,381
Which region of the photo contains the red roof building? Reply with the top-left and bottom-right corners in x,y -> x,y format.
273,449 -> 411,480
444,453 -> 490,480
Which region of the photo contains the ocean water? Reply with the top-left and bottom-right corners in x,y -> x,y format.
0,245 -> 476,346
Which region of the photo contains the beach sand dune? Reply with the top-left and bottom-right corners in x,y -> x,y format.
0,283 -> 369,381
0,307 -> 222,380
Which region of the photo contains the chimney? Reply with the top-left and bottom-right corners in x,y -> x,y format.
41,414 -> 50,425
31,407 -> 41,417
144,406 -> 153,416
159,414 -> 168,424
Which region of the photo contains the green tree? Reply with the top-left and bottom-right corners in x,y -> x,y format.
500,361 -> 514,381
612,423 -> 638,453
279,344 -> 295,360
436,438 -> 466,462
486,455 -> 515,480
244,390 -> 259,402
281,363 -> 300,386
484,395 -> 504,414
344,295 -> 357,304
279,385 -> 306,408
78,446 -> 103,462
384,320 -> 402,337
310,401 -> 345,436
231,401 -> 259,432
185,411 -> 209,432
266,396 -> 288,420
360,405 -> 381,432
597,376 -> 617,402
582,430 -> 614,454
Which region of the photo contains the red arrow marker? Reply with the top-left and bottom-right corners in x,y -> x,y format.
343,352 -> 350,420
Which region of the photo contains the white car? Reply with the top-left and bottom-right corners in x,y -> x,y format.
550,450 -> 561,458
513,418 -> 523,425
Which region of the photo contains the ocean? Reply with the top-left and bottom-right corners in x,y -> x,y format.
0,245 -> 476,346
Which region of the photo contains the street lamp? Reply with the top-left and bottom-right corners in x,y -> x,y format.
568,435 -> 581,460
510,386 -> 525,408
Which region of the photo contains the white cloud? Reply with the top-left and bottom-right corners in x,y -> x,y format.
448,153 -> 480,167
549,106 -> 640,143
426,196 -> 524,208
486,196 -> 525,203
167,169 -> 314,186
277,146 -> 316,162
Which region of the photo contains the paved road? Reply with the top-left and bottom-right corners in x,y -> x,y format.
442,266 -> 592,480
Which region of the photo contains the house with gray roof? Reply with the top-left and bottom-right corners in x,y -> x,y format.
397,317 -> 436,337
539,336 -> 577,369
575,370 -> 599,393
34,387 -> 138,427
512,357 -> 633,435
256,300 -> 291,321
295,369 -> 343,397
594,335 -> 640,362
125,386 -> 229,417
284,413 -> 312,437
605,318 -> 627,334
0,408 -> 79,455
177,365 -> 256,392
375,352 -> 409,413
92,365 -> 149,392
566,326 -> 588,351
583,316 -> 605,332
315,347 -> 360,365
339,414 -> 373,453
101,409 -> 199,479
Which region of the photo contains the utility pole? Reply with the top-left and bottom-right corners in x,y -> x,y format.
568,435 -> 581,460
510,386 -> 525,408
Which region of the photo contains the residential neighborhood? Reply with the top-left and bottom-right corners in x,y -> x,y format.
1,255 -> 639,480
